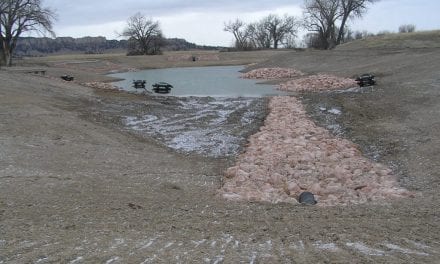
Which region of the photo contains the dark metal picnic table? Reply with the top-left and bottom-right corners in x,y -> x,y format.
355,74 -> 376,87
152,82 -> 173,93
133,80 -> 146,89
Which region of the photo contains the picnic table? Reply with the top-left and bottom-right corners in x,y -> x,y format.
133,80 -> 146,89
152,82 -> 173,93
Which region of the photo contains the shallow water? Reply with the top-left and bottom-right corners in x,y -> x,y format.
109,66 -> 289,97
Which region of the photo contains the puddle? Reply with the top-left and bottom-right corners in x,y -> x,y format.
109,66 -> 290,97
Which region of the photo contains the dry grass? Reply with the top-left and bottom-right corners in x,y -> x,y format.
337,30 -> 440,50
19,50 -> 290,71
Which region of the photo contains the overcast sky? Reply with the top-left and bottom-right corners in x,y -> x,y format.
42,0 -> 440,46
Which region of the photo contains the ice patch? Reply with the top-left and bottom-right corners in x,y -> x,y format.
141,255 -> 158,264
170,130 -> 239,157
140,240 -> 155,249
328,108 -> 342,115
405,239 -> 434,251
126,115 -> 158,126
313,241 -> 339,252
164,242 -> 174,249
319,106 -> 341,115
212,255 -> 224,264
249,252 -> 258,264
123,97 -> 263,157
105,257 -> 120,264
36,257 -> 49,263
69,257 -> 84,264
110,238 -> 126,250
346,242 -> 385,256
385,243 -> 430,256
191,239 -> 207,247
211,240 -> 217,248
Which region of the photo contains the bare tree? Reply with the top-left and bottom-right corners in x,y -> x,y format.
337,0 -> 377,44
303,0 -> 377,49
224,14 -> 299,50
376,30 -> 391,36
223,19 -> 251,50
246,22 -> 271,49
0,2 -> 4,64
304,32 -> 321,48
354,30 -> 363,39
0,0 -> 56,66
262,14 -> 299,49
303,0 -> 341,49
122,13 -> 164,55
399,24 -> 416,33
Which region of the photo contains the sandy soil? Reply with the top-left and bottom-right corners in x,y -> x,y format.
1,40 -> 440,263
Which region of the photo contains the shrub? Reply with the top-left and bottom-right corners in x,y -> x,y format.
399,24 -> 416,33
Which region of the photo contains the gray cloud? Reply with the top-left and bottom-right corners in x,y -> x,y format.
46,0 -> 303,26
42,0 -> 439,45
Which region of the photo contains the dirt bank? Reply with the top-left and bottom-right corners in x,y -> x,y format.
1,41 -> 440,263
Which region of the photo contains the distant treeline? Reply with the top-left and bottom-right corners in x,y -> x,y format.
14,36 -> 219,56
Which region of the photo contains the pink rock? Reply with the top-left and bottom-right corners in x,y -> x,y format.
241,68 -> 305,80
287,181 -> 301,194
225,166 -> 238,178
309,183 -> 322,195
218,96 -> 411,206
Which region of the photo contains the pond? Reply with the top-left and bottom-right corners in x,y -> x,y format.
109,66 -> 289,97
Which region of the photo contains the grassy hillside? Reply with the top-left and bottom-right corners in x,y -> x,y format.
245,30 -> 440,82
336,30 -> 440,50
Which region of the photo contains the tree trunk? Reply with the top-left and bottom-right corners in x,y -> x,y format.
5,49 -> 12,66
337,15 -> 349,45
0,48 -> 5,66
2,41 -> 13,66
2,36 -> 16,66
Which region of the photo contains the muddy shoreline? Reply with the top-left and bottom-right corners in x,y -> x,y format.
79,93 -> 269,159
